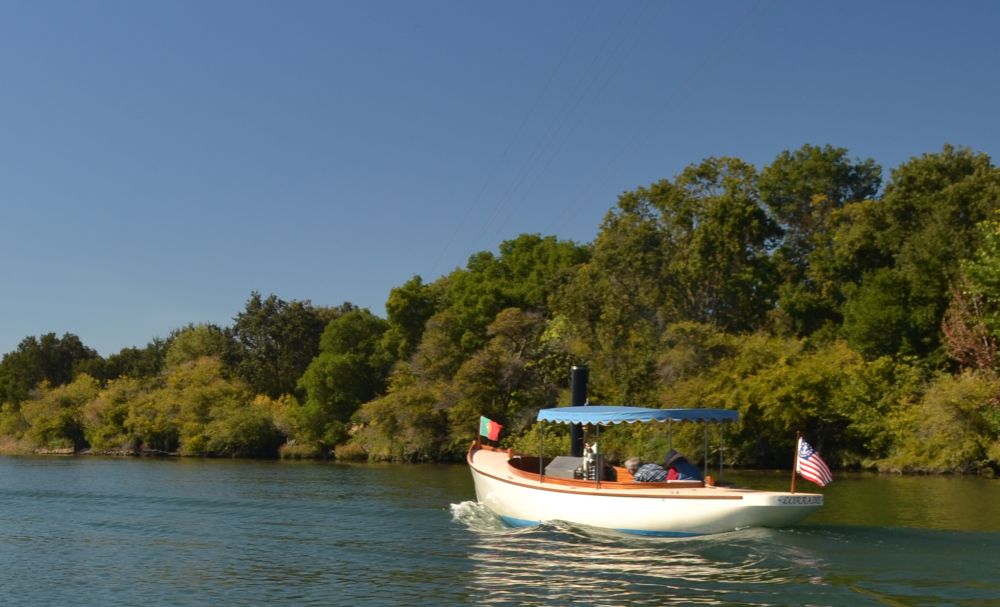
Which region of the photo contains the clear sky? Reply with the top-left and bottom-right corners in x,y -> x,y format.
2,0 -> 998,357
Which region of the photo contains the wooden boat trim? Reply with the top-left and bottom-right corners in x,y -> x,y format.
505,456 -> 705,490
469,443 -> 743,501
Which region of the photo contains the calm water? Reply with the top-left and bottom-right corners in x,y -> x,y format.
1,457 -> 998,606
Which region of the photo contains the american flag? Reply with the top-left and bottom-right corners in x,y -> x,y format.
796,438 -> 833,487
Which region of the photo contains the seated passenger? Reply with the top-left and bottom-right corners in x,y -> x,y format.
664,449 -> 703,481
624,457 -> 667,482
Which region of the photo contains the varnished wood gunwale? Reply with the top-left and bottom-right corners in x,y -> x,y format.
469,443 -> 742,500
506,455 -> 705,490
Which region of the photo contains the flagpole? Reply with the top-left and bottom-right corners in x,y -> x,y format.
790,431 -> 801,494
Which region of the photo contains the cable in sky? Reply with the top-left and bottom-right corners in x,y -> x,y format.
543,0 -> 771,236
428,0 -> 601,277
463,0 -> 661,257
488,0 -> 666,244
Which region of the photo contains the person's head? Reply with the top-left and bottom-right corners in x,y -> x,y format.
625,457 -> 642,474
664,449 -> 686,469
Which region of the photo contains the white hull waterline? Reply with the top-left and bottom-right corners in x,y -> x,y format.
468,402 -> 826,537
469,445 -> 822,536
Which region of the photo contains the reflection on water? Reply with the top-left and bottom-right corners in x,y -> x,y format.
2,457 -> 998,607
452,501 -> 1000,606
453,501 -> 830,606
726,470 -> 1000,532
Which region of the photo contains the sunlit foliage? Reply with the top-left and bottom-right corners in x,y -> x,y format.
3,144 -> 999,473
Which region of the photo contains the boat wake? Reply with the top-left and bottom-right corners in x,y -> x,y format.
450,508 -> 837,605
450,503 -> 996,605
451,500 -> 769,543
451,501 -> 1000,605
449,500 -> 510,532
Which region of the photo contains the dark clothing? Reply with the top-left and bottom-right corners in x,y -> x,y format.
663,449 -> 703,481
667,460 -> 703,481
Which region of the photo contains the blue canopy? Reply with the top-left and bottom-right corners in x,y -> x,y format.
536,405 -> 738,426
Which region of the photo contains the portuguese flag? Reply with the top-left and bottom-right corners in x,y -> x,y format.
479,416 -> 503,441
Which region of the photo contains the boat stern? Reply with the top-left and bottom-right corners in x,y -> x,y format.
734,490 -> 824,527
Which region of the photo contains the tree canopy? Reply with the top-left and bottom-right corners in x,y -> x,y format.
2,144 -> 998,474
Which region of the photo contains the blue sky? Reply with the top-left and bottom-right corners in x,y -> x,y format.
2,0 -> 999,356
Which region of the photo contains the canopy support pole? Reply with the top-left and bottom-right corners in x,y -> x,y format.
718,423 -> 725,482
703,424 -> 709,480
539,422 -> 545,479
790,431 -> 801,494
569,366 -> 588,457
595,424 -> 601,488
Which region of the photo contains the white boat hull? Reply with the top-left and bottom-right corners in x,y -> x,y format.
469,446 -> 823,537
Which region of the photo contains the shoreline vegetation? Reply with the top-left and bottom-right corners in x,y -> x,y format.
3,144 -> 1000,476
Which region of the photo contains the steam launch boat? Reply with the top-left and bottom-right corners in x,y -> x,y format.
467,370 -> 824,537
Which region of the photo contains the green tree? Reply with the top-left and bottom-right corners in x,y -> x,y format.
410,310 -> 469,382
962,215 -> 1000,344
204,394 -> 286,457
372,233 -> 589,445
435,251 -> 510,354
447,308 -> 561,453
296,309 -> 391,448
496,234 -> 590,309
761,144 -> 881,272
382,276 -> 436,361
114,355 -> 285,457
841,146 -> 1000,359
82,375 -> 147,451
558,157 -> 779,402
656,328 -> 923,468
432,234 -> 589,356
165,324 -> 237,370
230,292 -> 327,398
841,269 -> 915,358
760,144 -> 882,335
597,156 -> 780,329
0,333 -> 100,406
169,357 -> 256,455
122,388 -> 180,453
100,339 -> 169,380
350,364 -> 450,461
880,371 -> 1000,473
21,374 -> 100,450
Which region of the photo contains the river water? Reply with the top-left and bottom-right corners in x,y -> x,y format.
0,456 -> 997,606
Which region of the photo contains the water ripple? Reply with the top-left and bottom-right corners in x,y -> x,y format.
449,500 -> 1000,606
2,459 -> 999,606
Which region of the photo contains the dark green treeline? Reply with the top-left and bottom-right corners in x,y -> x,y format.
3,144 -> 999,474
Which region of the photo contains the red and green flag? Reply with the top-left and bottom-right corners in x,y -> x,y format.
479,416 -> 503,441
